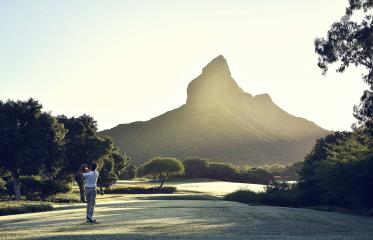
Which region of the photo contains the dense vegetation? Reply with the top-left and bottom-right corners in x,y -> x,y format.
0,201 -> 53,216
105,186 -> 176,194
226,0 -> 373,215
226,130 -> 373,214
0,99 -> 130,201
182,158 -> 301,184
128,156 -> 301,185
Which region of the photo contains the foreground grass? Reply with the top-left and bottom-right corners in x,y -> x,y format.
1,180 -> 373,239
0,199 -> 373,240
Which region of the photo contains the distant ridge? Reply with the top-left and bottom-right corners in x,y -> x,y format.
100,55 -> 329,165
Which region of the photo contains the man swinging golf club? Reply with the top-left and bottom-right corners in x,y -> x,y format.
78,163 -> 99,223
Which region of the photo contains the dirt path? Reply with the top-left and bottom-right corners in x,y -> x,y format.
0,199 -> 372,240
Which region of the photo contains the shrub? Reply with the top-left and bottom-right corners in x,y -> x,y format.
121,164 -> 136,179
40,180 -> 71,197
259,188 -> 300,207
45,193 -> 80,203
263,162 -> 303,181
225,183 -> 300,207
4,177 -> 71,200
240,167 -> 273,184
0,202 -> 53,216
183,158 -> 209,178
13,176 -> 43,200
97,158 -> 118,193
205,162 -> 240,181
0,178 -> 6,195
105,186 -> 177,194
224,190 -> 260,204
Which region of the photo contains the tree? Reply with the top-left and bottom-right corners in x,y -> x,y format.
240,167 -> 273,185
121,164 -> 136,179
0,99 -> 66,200
315,0 -> 373,130
96,147 -> 129,193
183,157 -> 209,178
97,158 -> 118,194
205,162 -> 240,181
110,147 -> 130,177
141,157 -> 184,188
57,115 -> 112,202
298,131 -> 371,206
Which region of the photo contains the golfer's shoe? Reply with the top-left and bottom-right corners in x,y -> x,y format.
86,216 -> 96,223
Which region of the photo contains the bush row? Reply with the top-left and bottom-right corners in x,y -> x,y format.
182,159 -> 274,184
224,182 -> 300,207
0,202 -> 53,216
105,186 -> 177,194
45,193 -> 80,203
2,176 -> 71,200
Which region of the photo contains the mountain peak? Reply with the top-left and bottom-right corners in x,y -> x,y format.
202,55 -> 230,74
101,55 -> 329,166
186,55 -> 242,106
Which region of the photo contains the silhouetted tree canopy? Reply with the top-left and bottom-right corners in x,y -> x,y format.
58,115 -> 112,173
0,99 -> 66,200
97,157 -> 118,194
121,164 -> 136,179
183,158 -> 209,178
315,0 -> 373,129
58,115 -> 120,201
110,147 -> 130,177
97,146 -> 129,193
205,162 -> 240,182
299,130 -> 372,207
141,157 -> 184,188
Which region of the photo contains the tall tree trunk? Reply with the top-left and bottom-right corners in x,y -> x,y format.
159,177 -> 165,189
11,172 -> 21,201
159,173 -> 167,189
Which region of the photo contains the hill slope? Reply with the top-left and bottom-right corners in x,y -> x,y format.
100,55 -> 328,165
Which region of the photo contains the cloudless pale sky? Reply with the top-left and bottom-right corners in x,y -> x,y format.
0,0 -> 368,131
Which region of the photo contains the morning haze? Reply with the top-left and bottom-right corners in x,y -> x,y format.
1,1 -> 373,239
0,0 -> 367,131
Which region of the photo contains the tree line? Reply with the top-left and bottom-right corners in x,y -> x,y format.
304,0 -> 373,210
226,0 -> 373,213
130,157 -> 302,187
0,98 -> 129,201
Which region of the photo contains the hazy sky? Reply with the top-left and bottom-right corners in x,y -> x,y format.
0,0 -> 368,131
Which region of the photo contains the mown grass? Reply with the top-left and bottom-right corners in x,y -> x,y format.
1,199 -> 373,240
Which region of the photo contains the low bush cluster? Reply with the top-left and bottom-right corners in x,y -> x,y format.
224,182 -> 300,207
182,158 -> 274,184
3,176 -> 71,200
0,201 -> 53,216
45,193 -> 80,203
105,186 -> 177,194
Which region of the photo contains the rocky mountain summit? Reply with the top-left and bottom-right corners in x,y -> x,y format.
100,55 -> 328,165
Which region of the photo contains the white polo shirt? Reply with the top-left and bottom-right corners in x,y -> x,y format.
83,170 -> 98,188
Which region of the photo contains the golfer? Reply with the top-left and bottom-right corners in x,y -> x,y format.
80,163 -> 99,223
